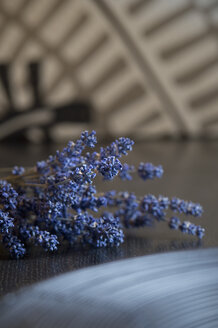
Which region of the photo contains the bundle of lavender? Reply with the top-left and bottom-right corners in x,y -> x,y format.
0,131 -> 204,259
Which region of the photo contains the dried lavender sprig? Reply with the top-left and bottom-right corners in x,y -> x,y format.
104,191 -> 204,238
0,210 -> 14,233
0,132 -> 133,257
138,162 -> 163,181
0,130 -> 205,259
3,234 -> 26,259
169,217 -> 205,239
170,197 -> 203,217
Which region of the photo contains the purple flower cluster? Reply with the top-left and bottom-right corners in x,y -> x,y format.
170,197 -> 203,217
3,235 -> 26,259
106,191 -> 204,236
98,156 -> 122,180
119,163 -> 135,181
12,166 -> 25,176
169,217 -> 205,238
19,226 -> 59,252
138,162 -> 163,181
0,180 -> 18,210
0,210 -> 14,233
100,137 -> 134,159
84,212 -> 124,248
0,130 -> 205,259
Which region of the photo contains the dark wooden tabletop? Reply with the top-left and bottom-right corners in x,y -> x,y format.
0,140 -> 217,296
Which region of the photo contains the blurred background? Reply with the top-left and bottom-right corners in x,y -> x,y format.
0,0 -> 217,143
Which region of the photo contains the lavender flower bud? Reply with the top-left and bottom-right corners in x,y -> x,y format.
138,162 -> 163,181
